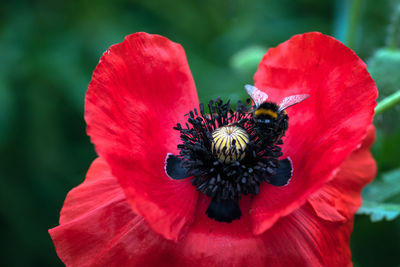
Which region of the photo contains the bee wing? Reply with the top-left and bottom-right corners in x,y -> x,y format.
244,85 -> 268,107
278,94 -> 309,112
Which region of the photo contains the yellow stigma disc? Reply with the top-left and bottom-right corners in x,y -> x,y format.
211,126 -> 249,164
254,108 -> 278,119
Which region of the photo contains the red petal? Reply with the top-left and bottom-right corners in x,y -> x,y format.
308,125 -> 376,221
49,158 -> 132,266
85,33 -> 199,241
50,158 -> 182,266
51,167 -> 352,267
254,204 -> 353,267
252,32 -> 377,234
59,158 -> 125,224
178,199 -> 352,266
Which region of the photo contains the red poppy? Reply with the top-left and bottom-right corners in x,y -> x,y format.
49,32 -> 377,266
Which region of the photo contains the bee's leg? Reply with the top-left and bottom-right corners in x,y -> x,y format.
165,153 -> 191,180
266,158 -> 293,186
206,197 -> 241,223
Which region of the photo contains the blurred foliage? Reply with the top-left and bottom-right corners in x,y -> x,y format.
358,200 -> 400,222
363,168 -> 400,203
368,49 -> 400,97
0,0 -> 400,266
358,201 -> 400,222
230,45 -> 267,77
358,167 -> 400,222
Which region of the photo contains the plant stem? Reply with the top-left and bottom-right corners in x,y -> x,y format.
375,90 -> 400,115
345,0 -> 363,49
387,5 -> 400,50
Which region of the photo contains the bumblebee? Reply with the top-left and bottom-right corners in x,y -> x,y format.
245,85 -> 309,144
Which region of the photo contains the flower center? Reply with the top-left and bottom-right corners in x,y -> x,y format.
211,126 -> 249,164
165,98 -> 294,223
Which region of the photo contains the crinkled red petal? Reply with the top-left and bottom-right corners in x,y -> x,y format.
58,158 -> 125,224
50,158 -> 353,267
85,32 -> 200,241
251,32 -> 377,234
49,158 -> 130,266
179,197 -> 352,266
308,125 -> 376,221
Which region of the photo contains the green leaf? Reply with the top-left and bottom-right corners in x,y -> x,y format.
368,48 -> 400,97
357,201 -> 400,222
359,169 -> 400,222
362,168 -> 400,202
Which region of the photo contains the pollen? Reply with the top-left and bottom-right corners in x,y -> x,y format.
211,126 -> 249,164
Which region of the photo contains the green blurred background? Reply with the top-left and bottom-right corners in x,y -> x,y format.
1,0 -> 400,266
